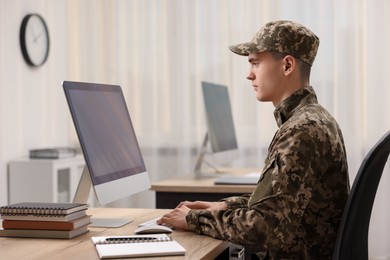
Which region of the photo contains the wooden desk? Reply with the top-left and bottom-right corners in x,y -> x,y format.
151,168 -> 259,209
0,208 -> 231,260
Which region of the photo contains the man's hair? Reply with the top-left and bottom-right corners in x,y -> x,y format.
270,51 -> 311,83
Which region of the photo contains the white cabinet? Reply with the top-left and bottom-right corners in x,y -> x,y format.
8,156 -> 85,204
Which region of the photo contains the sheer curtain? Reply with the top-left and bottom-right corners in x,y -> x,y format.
63,0 -> 390,258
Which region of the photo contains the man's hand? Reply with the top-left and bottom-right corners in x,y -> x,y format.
157,204 -> 191,230
157,201 -> 228,230
177,200 -> 228,211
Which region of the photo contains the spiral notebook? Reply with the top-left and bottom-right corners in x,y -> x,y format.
91,234 -> 186,259
0,202 -> 87,215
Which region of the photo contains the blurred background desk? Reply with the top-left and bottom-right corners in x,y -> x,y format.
151,168 -> 259,209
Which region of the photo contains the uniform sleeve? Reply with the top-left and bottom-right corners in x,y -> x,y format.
186,207 -> 269,247
220,194 -> 251,209
185,130 -> 316,250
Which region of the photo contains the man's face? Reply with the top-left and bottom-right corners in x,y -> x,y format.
246,52 -> 285,105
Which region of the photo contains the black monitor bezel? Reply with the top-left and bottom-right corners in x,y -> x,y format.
63,81 -> 147,186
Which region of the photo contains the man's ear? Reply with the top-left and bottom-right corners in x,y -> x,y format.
283,55 -> 295,75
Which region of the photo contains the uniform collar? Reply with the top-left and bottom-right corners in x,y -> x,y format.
273,86 -> 318,127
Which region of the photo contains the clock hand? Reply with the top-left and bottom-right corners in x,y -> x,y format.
34,32 -> 43,43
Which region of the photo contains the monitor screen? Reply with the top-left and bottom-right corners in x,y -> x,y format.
63,81 -> 150,206
201,81 -> 239,165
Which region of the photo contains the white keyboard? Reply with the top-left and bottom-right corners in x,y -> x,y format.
138,217 -> 161,227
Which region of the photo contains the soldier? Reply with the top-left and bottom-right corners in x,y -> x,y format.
158,20 -> 350,259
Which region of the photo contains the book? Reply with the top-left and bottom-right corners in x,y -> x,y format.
0,225 -> 89,239
2,215 -> 91,230
0,208 -> 87,222
29,147 -> 77,159
91,234 -> 186,259
0,202 -> 87,215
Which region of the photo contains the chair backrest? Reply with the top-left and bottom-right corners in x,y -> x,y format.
333,130 -> 390,260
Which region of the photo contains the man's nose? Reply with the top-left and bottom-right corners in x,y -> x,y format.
246,71 -> 254,80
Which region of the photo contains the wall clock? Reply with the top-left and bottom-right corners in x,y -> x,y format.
20,14 -> 50,67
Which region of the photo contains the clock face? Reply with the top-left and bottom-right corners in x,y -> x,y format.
20,14 -> 50,67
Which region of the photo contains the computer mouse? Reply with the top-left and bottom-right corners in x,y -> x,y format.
134,224 -> 173,234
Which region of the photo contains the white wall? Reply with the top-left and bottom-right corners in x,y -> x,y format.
0,0 -> 72,205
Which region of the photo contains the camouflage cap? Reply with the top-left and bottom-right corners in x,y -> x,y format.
229,20 -> 320,66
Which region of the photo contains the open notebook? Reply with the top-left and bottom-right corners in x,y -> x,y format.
91,234 -> 186,259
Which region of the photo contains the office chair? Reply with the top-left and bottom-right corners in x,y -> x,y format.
333,130 -> 390,260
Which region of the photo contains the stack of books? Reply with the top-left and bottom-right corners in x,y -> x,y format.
0,202 -> 90,239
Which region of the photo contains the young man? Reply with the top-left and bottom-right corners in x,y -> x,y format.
158,20 -> 350,259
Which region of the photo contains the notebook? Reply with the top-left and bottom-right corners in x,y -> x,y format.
0,209 -> 87,222
91,234 -> 186,259
2,215 -> 91,230
0,202 -> 87,215
0,225 -> 89,239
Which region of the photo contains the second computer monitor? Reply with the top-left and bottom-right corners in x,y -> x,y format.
201,81 -> 239,166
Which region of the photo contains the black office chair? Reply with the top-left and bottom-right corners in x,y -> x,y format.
333,130 -> 390,260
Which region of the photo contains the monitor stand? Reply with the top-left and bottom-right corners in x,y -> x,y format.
73,166 -> 132,228
193,133 -> 223,179
87,218 -> 130,228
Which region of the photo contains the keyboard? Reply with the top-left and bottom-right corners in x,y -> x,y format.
214,172 -> 260,185
214,176 -> 259,185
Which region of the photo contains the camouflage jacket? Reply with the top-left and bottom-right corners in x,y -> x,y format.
186,86 -> 350,259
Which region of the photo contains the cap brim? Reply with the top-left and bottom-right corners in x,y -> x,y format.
228,42 -> 251,56
229,42 -> 270,56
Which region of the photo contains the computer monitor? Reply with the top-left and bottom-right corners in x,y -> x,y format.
63,81 -> 151,227
194,81 -> 239,177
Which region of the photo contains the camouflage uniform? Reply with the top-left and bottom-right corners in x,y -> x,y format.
186,21 -> 350,259
187,85 -> 350,259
